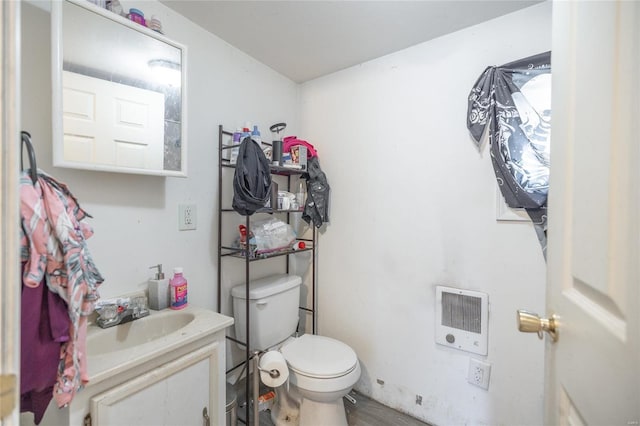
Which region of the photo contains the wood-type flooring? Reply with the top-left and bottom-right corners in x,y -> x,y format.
237,390 -> 431,426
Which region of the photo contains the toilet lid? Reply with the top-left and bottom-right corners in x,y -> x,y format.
281,334 -> 358,379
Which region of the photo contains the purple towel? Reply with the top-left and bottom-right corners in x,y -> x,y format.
20,273 -> 69,424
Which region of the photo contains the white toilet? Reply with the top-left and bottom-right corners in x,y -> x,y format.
231,274 -> 360,426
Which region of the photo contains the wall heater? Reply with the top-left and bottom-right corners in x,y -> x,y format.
435,286 -> 488,355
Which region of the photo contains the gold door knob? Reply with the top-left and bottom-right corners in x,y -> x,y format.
517,310 -> 558,342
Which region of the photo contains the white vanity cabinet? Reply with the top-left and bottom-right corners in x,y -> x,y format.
90,343 -> 218,425
21,307 -> 233,426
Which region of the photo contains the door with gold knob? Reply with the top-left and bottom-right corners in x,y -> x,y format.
541,1 -> 640,424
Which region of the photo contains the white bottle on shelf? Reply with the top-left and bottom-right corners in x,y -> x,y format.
251,125 -> 261,144
296,181 -> 306,211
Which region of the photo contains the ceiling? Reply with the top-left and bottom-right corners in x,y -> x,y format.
159,0 -> 542,83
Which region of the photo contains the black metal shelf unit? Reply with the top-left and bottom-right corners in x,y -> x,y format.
216,125 -> 317,426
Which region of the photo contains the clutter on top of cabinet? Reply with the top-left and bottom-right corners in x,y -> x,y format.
106,0 -> 124,16
127,7 -> 145,25
97,1 -> 163,33
88,0 -> 106,8
148,15 -> 163,33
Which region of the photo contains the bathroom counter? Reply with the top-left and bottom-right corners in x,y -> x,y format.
86,306 -> 234,384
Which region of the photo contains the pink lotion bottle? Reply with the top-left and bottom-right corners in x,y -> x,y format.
169,267 -> 188,310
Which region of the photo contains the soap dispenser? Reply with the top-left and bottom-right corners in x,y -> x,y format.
148,264 -> 170,310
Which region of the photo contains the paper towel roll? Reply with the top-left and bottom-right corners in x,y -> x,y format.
259,350 -> 289,387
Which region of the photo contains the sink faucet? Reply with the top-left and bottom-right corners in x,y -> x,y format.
96,296 -> 149,328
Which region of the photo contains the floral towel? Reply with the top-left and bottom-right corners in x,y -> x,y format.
20,170 -> 104,408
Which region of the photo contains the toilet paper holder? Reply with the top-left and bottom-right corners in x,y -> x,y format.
257,365 -> 280,379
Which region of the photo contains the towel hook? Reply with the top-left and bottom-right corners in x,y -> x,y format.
20,131 -> 38,184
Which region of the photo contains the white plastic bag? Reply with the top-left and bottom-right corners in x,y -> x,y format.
250,217 -> 296,253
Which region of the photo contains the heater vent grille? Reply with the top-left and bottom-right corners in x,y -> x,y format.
436,286 -> 488,355
441,292 -> 482,334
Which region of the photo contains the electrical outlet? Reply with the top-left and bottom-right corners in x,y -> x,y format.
178,204 -> 197,230
468,358 -> 491,389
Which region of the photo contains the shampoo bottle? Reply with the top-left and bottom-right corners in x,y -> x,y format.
148,264 -> 170,310
170,267 -> 188,310
251,125 -> 261,145
242,124 -> 251,145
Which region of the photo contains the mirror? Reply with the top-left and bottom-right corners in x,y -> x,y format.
52,0 -> 187,177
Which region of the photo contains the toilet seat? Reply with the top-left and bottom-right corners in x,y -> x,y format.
281,334 -> 358,379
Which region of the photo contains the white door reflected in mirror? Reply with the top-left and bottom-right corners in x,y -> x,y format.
52,0 -> 187,177
63,71 -> 165,170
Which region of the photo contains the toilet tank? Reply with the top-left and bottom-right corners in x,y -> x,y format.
231,274 -> 302,351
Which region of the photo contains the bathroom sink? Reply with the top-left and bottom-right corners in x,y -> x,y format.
87,309 -> 195,357
84,305 -> 234,384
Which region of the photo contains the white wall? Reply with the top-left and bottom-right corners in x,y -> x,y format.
22,1 -> 550,425
299,3 -> 550,425
21,0 -> 299,314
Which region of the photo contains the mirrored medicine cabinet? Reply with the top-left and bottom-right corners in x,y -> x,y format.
51,0 -> 187,177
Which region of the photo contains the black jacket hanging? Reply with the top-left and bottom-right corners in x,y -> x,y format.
302,156 -> 330,228
232,137 -> 272,216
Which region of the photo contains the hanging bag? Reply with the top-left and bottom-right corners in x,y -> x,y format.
232,137 -> 273,216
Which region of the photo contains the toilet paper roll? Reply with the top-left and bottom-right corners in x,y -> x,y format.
259,351 -> 289,387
